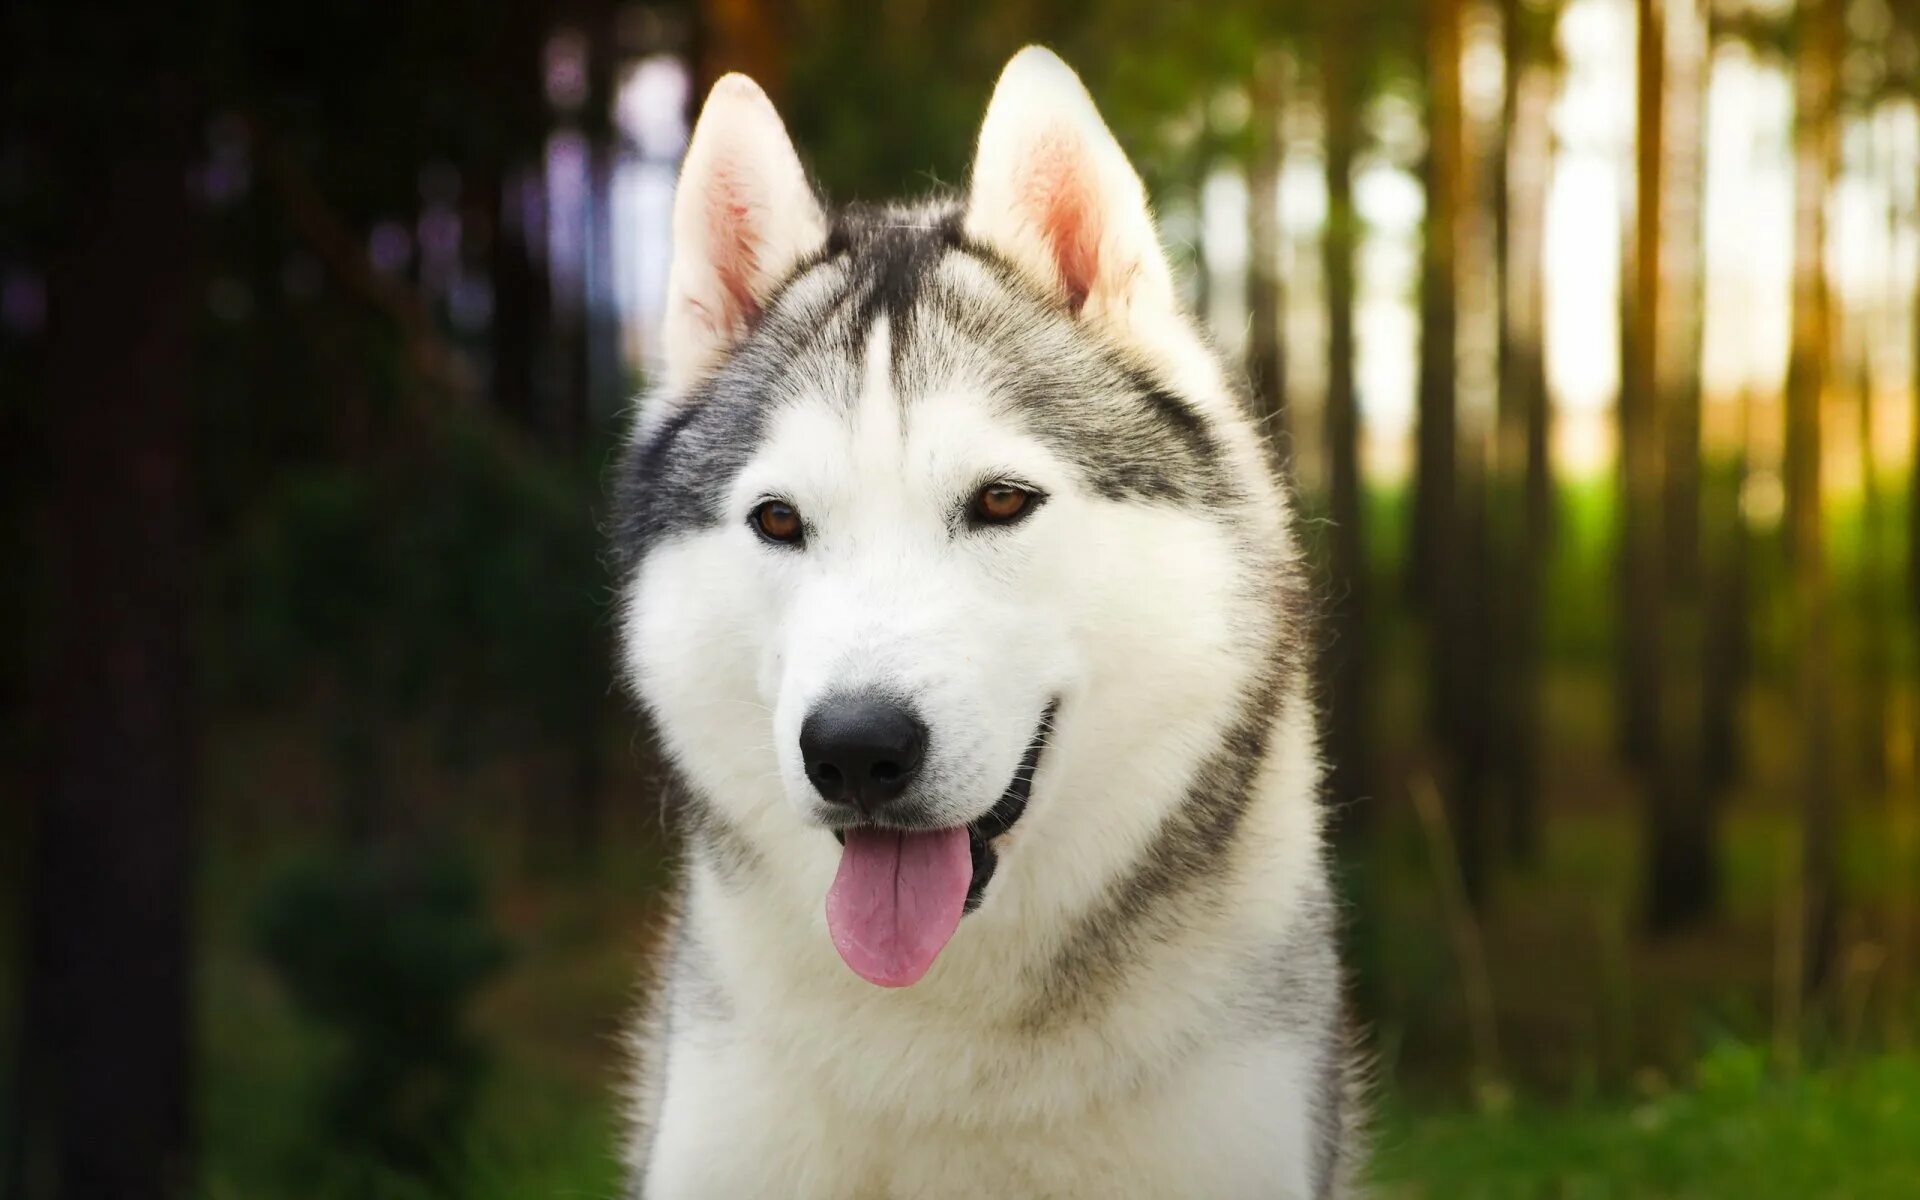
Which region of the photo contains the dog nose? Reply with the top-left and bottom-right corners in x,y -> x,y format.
800,695 -> 928,814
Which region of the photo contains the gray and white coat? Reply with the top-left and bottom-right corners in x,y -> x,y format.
612,46 -> 1362,1199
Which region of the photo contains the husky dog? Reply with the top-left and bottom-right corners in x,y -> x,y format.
612,46 -> 1359,1199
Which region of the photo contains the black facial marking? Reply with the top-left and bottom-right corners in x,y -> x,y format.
962,702 -> 1057,913
838,204 -> 966,352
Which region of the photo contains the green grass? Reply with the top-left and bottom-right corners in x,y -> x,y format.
1372,1045 -> 1920,1198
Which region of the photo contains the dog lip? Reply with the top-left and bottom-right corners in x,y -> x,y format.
967,702 -> 1057,844
962,701 -> 1057,913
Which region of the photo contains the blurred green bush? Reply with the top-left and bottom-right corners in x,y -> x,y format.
253,841 -> 508,1185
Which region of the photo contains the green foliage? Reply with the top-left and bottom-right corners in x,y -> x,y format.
209,415 -> 608,756
780,0 -> 1294,202
1372,1046 -> 1920,1198
251,841 -> 509,1185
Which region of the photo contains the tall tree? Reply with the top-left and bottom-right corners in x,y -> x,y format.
1699,382 -> 1751,798
1643,0 -> 1720,931
1322,9 -> 1369,836
1411,0 -> 1464,618
1420,0 -> 1496,904
1786,0 -> 1842,990
9,32 -> 201,1200
1492,0 -> 1558,863
1618,0 -> 1667,781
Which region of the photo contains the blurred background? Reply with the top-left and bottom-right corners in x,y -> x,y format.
5,0 -> 1920,1196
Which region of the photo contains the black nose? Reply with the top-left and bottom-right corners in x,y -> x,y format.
800,694 -> 928,814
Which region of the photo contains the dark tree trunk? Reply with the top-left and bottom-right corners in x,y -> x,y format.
11,71 -> 201,1200
1441,462 -> 1496,908
1321,14 -> 1369,840
1494,0 -> 1556,865
1700,386 -> 1750,797
1618,0 -> 1666,781
1414,0 -> 1492,905
1786,0 -> 1842,991
1644,0 -> 1719,933
1411,0 -> 1463,618
489,170 -> 548,433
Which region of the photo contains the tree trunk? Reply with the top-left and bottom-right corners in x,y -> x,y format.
1322,15 -> 1369,840
1411,0 -> 1464,618
1786,0 -> 1842,992
1700,390 -> 1750,797
11,71 -> 200,1200
489,169 -> 547,432
1644,0 -> 1719,933
1420,0 -> 1494,905
1246,46 -> 1288,457
1494,0 -> 1556,865
1618,0 -> 1666,781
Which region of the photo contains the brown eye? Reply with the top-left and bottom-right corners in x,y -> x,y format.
751,499 -> 804,545
971,482 -> 1039,526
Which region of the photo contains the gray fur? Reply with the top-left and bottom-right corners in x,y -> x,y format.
611,201 -> 1237,576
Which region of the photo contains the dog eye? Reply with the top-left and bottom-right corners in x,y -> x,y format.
969,483 -> 1039,527
750,499 -> 804,546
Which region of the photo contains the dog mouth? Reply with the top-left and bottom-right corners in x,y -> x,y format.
960,702 -> 1056,911
823,702 -> 1057,988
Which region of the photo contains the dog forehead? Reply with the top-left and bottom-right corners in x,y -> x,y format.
749,367 -> 1056,498
612,200 -> 1235,571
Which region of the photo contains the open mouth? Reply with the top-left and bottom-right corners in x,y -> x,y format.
823,702 -> 1057,988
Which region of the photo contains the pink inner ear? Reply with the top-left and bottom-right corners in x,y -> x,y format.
1023,130 -> 1102,315
707,162 -> 765,330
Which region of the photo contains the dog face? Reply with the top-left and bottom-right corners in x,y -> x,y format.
616,49 -> 1284,986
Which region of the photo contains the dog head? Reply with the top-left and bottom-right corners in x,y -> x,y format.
615,48 -> 1295,988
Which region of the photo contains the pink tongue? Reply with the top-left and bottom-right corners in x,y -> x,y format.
825,827 -> 973,987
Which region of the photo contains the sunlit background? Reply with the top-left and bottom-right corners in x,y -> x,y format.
6,0 -> 1920,1196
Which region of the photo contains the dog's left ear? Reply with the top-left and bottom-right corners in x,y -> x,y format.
964,47 -> 1175,331
662,74 -> 827,392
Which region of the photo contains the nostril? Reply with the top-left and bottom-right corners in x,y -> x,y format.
799,693 -> 929,811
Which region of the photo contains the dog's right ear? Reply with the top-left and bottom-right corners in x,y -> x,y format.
662,74 -> 826,392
